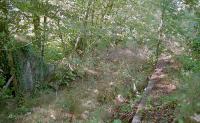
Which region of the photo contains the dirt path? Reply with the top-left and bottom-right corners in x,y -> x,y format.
132,53 -> 178,123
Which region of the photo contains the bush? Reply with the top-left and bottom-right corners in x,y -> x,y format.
55,68 -> 77,87
0,73 -> 13,100
0,73 -> 5,87
176,55 -> 200,121
192,38 -> 200,54
177,55 -> 200,72
177,73 -> 200,121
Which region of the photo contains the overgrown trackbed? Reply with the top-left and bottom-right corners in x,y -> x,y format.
15,46 -> 179,123
132,53 -> 178,123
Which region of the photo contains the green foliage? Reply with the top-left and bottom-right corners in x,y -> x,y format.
178,55 -> 200,72
184,0 -> 199,6
119,103 -> 132,113
55,68 -> 77,87
172,1 -> 200,121
192,37 -> 200,50
0,89 -> 13,100
97,88 -> 117,104
0,73 -> 5,87
113,119 -> 122,123
177,73 -> 200,120
0,73 -> 13,100
14,106 -> 31,115
1,0 -> 200,122
191,38 -> 200,58
175,54 -> 200,121
44,43 -> 64,63
58,94 -> 82,113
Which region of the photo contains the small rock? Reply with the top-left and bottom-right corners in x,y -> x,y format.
81,111 -> 89,120
93,89 -> 99,94
191,114 -> 200,122
114,94 -> 126,105
25,112 -> 32,116
109,82 -> 114,86
50,114 -> 56,120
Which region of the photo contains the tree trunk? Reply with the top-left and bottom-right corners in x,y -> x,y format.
41,16 -> 47,59
0,0 -> 9,75
155,9 -> 164,68
0,0 -> 9,49
0,0 -> 18,94
132,7 -> 165,123
75,0 -> 93,57
33,15 -> 41,50
57,20 -> 68,56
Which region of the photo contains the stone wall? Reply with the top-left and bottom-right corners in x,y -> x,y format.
13,45 -> 54,92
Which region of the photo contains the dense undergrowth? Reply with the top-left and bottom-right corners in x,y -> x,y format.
0,0 -> 200,123
175,54 -> 200,122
